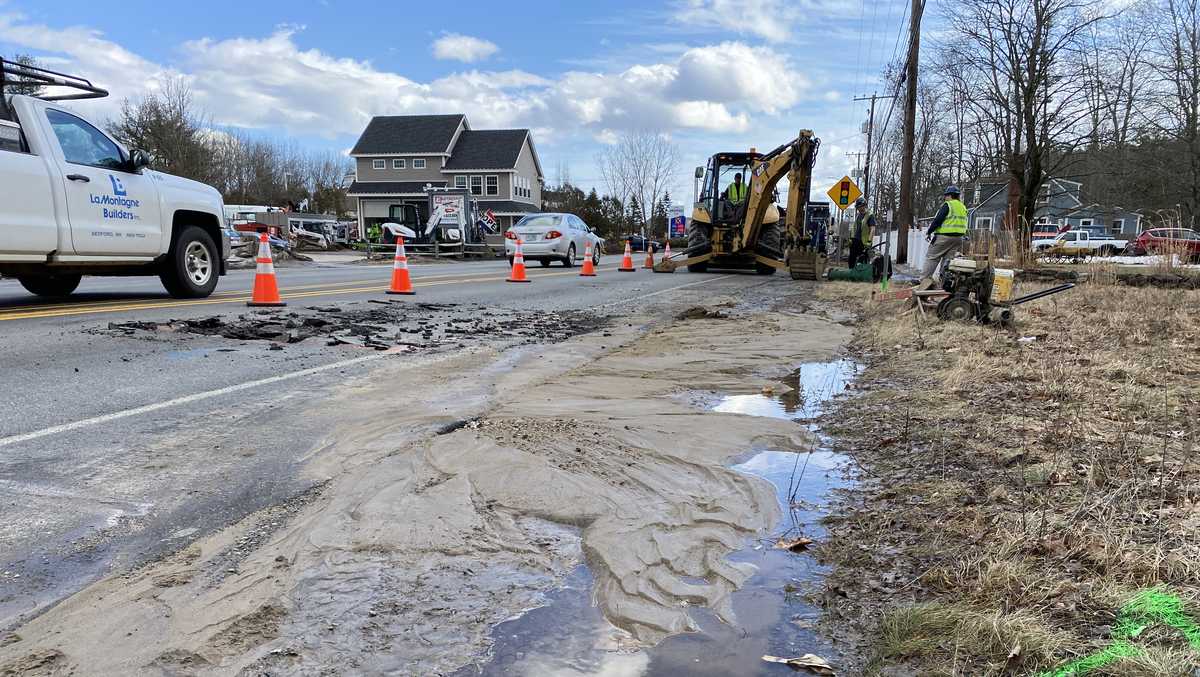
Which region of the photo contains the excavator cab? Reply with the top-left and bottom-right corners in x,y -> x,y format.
698,153 -> 757,226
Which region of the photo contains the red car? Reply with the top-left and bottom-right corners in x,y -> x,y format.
1132,228 -> 1200,259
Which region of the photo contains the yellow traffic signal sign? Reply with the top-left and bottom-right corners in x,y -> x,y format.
826,176 -> 862,208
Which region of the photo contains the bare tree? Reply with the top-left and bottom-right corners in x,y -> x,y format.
1148,0 -> 1200,220
2,54 -> 46,98
109,78 -> 218,184
595,131 -> 680,233
940,0 -> 1104,244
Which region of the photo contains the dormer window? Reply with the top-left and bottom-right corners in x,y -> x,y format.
394,159 -> 405,169
413,159 -> 426,169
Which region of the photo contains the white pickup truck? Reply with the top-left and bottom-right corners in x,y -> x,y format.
0,62 -> 227,298
1032,229 -> 1128,257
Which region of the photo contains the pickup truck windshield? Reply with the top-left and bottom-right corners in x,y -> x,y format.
46,109 -> 124,169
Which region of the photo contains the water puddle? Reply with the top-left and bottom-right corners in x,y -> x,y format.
455,359 -> 858,676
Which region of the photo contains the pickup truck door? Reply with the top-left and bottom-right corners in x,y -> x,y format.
44,108 -> 162,256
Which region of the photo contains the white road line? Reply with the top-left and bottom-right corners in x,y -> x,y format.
0,272 -> 738,449
598,274 -> 734,309
0,351 -> 397,449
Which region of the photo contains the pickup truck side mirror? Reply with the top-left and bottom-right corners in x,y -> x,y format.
129,149 -> 151,171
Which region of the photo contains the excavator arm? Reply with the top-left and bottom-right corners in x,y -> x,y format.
739,130 -> 819,252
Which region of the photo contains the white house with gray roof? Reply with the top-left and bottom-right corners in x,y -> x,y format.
347,113 -> 544,234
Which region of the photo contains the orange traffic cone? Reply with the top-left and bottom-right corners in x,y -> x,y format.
642,243 -> 654,269
507,239 -> 531,283
656,240 -> 675,273
247,233 -> 286,307
386,236 -> 415,295
580,241 -> 597,277
618,240 -> 636,272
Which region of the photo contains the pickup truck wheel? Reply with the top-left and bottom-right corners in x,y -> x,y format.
18,273 -> 82,298
160,226 -> 219,298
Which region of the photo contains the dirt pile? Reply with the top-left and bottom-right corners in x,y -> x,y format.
100,301 -> 606,350
811,280 -> 1200,675
0,287 -> 852,675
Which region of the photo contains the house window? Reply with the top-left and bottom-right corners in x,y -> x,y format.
470,176 -> 483,196
454,175 -> 467,189
486,175 -> 498,196
976,216 -> 993,230
413,158 -> 426,169
393,159 -> 405,169
372,159 -> 385,170
1112,218 -> 1125,234
1079,218 -> 1094,227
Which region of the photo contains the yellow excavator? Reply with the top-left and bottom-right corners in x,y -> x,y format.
654,130 -> 824,279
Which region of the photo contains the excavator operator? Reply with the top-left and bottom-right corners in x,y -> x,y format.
723,172 -> 748,205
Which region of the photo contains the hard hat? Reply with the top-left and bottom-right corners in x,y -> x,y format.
944,185 -> 961,196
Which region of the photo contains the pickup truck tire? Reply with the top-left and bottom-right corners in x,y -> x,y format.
160,226 -> 219,298
1098,245 -> 1118,257
18,273 -> 82,298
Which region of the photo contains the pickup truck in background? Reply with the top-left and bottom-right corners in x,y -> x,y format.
0,60 -> 227,298
1032,229 -> 1128,257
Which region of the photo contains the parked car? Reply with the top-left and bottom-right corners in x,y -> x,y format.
623,234 -> 661,253
1131,227 -> 1200,259
1032,230 -> 1128,257
505,213 -> 602,267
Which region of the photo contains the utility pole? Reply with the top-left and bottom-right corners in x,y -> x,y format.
853,93 -> 896,210
896,0 -> 925,264
845,151 -> 866,182
853,94 -> 879,206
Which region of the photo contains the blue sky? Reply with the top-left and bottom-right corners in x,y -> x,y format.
0,0 -> 910,203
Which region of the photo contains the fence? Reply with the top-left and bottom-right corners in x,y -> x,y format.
359,241 -> 505,259
873,227 -> 1020,270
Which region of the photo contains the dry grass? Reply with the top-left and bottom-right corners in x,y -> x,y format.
814,278 -> 1200,676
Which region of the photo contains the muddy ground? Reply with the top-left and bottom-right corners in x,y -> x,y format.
0,282 -> 853,676
811,280 -> 1200,676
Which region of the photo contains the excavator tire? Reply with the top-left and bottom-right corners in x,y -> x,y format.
687,224 -> 713,273
755,221 -> 783,260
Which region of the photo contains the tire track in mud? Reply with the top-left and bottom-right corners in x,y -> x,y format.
0,285 -> 851,676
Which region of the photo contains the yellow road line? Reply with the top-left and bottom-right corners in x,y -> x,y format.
0,268 -> 602,321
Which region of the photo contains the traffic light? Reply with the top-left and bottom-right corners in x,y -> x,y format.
839,181 -> 850,206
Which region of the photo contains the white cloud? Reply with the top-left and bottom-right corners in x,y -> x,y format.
674,0 -> 799,42
673,0 -> 855,43
431,33 -> 499,63
0,17 -> 815,143
669,42 -> 804,113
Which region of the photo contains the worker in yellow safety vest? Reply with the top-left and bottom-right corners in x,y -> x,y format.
920,185 -> 968,284
849,196 -> 876,268
723,172 -> 748,205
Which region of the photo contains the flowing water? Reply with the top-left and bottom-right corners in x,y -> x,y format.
454,359 -> 859,676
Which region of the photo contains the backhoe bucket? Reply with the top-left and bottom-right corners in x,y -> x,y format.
787,249 -> 825,280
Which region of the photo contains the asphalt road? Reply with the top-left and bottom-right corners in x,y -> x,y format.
0,254 -> 759,632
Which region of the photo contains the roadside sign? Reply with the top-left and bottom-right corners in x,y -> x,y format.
826,176 -> 862,209
667,204 -> 686,237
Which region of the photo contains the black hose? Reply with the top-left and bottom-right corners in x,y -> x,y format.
1008,283 -> 1076,306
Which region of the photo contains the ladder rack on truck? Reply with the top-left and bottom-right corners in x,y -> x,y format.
0,57 -> 108,121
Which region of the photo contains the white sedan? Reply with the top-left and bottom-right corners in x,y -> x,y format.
505,213 -> 603,267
